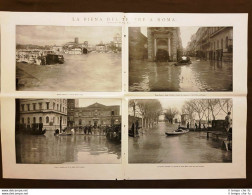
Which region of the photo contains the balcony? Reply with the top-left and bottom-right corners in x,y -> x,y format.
210,27 -> 226,38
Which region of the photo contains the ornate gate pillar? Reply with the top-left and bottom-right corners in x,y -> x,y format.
147,28 -> 154,61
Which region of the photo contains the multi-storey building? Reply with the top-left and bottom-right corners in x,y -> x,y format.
186,27 -> 233,61
74,102 -> 121,127
17,99 -> 67,131
209,27 -> 233,61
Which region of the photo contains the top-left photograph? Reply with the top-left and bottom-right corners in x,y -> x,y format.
16,25 -> 122,92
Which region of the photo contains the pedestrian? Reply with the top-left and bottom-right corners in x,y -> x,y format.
195,123 -> 198,130
187,122 -> 190,129
135,119 -> 139,136
89,125 -> 92,135
225,112 -> 232,132
87,125 -> 91,134
131,122 -> 135,137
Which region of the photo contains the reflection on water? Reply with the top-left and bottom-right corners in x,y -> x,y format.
16,131 -> 121,164
129,122 -> 232,163
16,53 -> 122,91
129,58 -> 232,92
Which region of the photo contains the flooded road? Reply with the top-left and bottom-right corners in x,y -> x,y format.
16,131 -> 121,164
128,122 -> 232,163
129,58 -> 232,92
16,53 -> 122,91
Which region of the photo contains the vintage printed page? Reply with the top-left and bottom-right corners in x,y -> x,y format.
0,12 -> 248,180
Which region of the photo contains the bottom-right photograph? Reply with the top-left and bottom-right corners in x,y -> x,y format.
128,98 -> 232,164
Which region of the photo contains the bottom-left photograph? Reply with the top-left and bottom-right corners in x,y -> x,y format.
15,98 -> 121,164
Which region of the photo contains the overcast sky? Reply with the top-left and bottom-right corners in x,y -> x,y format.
140,27 -> 199,48
16,26 -> 121,46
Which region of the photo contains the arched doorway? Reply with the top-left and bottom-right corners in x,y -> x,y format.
82,48 -> 88,54
155,39 -> 169,61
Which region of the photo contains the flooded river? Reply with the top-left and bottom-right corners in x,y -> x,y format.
128,122 -> 232,163
16,131 -> 121,164
16,53 -> 122,91
129,58 -> 232,92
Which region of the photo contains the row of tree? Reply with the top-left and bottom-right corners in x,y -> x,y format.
129,99 -> 232,128
129,99 -> 162,129
182,99 -> 232,125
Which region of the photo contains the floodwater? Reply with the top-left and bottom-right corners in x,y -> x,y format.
129,58 -> 232,92
16,131 -> 121,164
16,53 -> 122,91
128,122 -> 232,163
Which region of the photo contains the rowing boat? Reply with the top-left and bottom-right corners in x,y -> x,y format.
165,129 -> 189,136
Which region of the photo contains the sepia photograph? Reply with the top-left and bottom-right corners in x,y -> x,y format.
129,27 -> 233,92
16,26 -> 122,91
128,98 -> 232,163
15,98 -> 121,164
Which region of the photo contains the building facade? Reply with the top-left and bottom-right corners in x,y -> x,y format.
147,27 -> 183,62
63,37 -> 88,54
74,102 -> 121,127
17,99 -> 67,131
95,43 -> 107,52
186,27 -> 233,61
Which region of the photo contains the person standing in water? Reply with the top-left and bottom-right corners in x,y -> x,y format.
225,112 -> 232,132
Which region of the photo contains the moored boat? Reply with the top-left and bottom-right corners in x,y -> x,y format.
175,56 -> 192,66
54,129 -> 72,136
30,129 -> 46,135
165,128 -> 189,136
54,133 -> 72,136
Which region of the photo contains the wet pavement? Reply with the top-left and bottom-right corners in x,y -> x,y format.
129,58 -> 232,92
16,53 -> 122,91
16,131 -> 121,164
128,122 -> 232,163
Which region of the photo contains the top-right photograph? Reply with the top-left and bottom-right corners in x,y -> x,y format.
129,27 -> 233,92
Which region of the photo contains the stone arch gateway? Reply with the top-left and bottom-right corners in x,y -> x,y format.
147,27 -> 183,62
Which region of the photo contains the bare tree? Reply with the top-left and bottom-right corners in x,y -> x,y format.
184,99 -> 207,124
207,99 -> 222,121
218,99 -> 232,114
182,102 -> 195,120
135,99 -> 162,129
129,99 -> 137,117
164,107 -> 179,123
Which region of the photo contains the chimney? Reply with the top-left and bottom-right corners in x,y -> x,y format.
75,37 -> 79,44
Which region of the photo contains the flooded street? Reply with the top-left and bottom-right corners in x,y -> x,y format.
16,53 -> 122,91
128,122 -> 232,163
129,58 -> 232,92
16,131 -> 121,164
